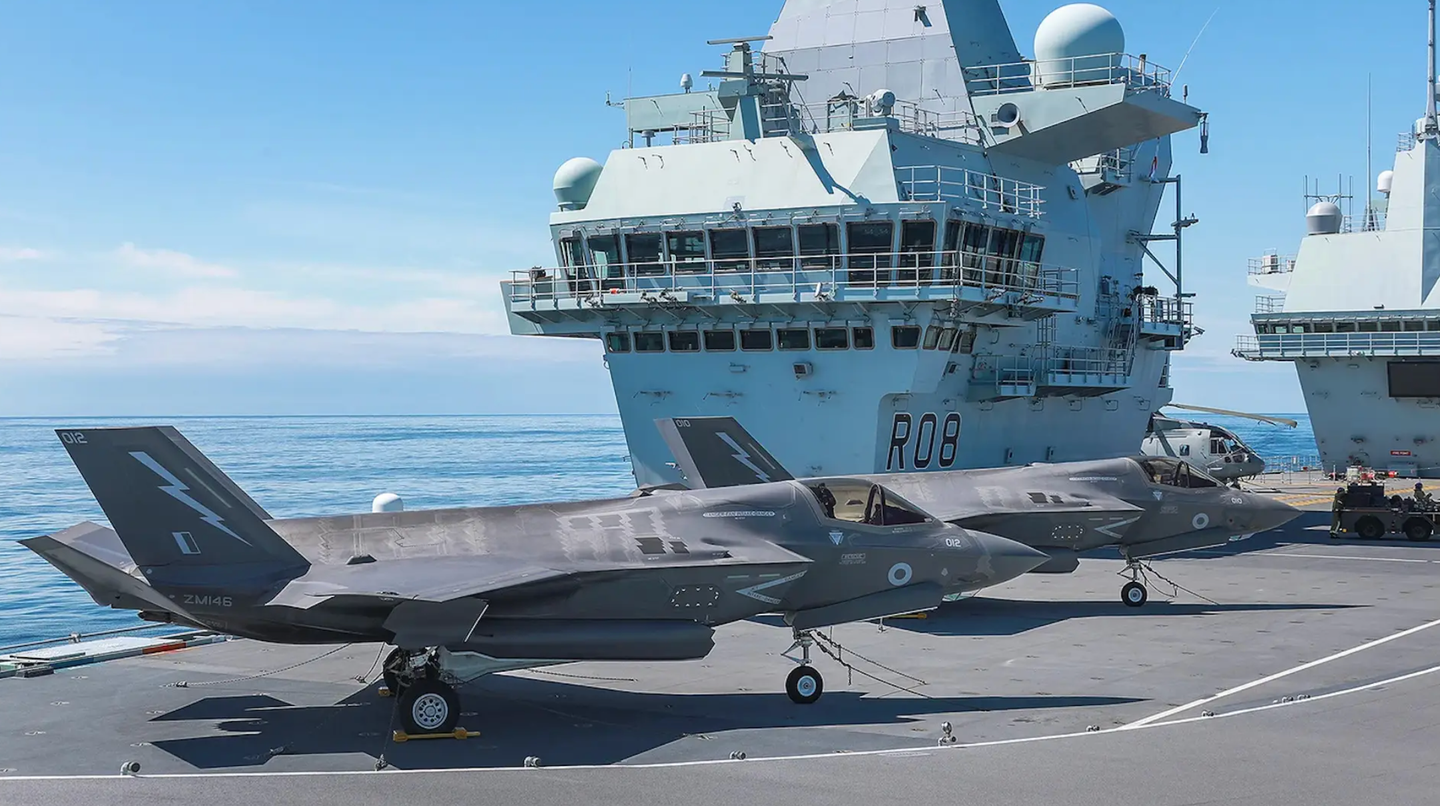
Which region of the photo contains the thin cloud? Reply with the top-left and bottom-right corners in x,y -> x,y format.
114,242 -> 237,279
0,247 -> 48,262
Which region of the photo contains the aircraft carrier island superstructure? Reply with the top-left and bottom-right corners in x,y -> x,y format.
1235,2 -> 1440,478
503,1 -> 1207,488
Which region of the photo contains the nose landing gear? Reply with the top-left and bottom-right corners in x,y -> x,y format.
783,631 -> 824,704
1120,562 -> 1149,607
383,648 -> 461,734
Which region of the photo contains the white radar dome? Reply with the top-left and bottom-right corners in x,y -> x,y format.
553,157 -> 603,211
1033,4 -> 1125,88
372,492 -> 404,513
1305,201 -> 1343,236
1378,170 -> 1394,195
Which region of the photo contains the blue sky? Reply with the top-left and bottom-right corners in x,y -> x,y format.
0,0 -> 1426,415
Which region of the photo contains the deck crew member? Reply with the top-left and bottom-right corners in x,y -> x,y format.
1331,486 -> 1346,536
1414,482 -> 1434,511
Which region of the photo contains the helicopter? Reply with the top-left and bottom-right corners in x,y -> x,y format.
1141,404 -> 1298,483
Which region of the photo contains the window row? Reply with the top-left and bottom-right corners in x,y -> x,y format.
558,220 -> 1044,280
1258,319 -> 1440,335
604,324 -> 975,354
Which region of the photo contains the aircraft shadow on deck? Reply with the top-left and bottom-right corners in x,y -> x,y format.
146,678 -> 1139,770
867,598 -> 1358,637
1156,511 -> 1440,556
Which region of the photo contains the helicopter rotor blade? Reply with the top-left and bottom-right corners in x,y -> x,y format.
1163,403 -> 1298,428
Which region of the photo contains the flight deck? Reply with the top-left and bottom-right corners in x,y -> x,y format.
3,494 -> 1438,804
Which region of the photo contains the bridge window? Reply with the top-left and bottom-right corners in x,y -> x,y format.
1314,322 -> 1335,333
898,220 -> 937,282
777,328 -> 810,350
1405,321 -> 1426,331
634,332 -> 665,353
798,223 -> 840,270
940,220 -> 963,280
892,325 -> 920,349
626,233 -> 664,276
1381,321 -> 1401,332
709,229 -> 750,272
846,221 -> 895,282
587,234 -> 624,289
605,333 -> 631,353
740,329 -> 773,351
1358,321 -> 1378,332
703,330 -> 736,351
668,331 -> 700,352
952,327 -> 975,354
937,327 -> 958,351
853,327 -> 875,350
923,325 -> 942,350
753,227 -> 795,271
1336,321 -> 1356,333
815,327 -> 848,350
667,231 -> 707,273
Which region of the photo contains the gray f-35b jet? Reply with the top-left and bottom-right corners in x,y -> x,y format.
656,417 -> 1302,607
23,426 -> 1047,735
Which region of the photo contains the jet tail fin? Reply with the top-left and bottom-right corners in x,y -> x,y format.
655,417 -> 794,489
54,427 -> 309,584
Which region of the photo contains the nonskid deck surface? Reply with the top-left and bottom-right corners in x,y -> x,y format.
3,511 -> 1439,784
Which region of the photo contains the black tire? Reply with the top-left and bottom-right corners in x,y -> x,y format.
785,665 -> 823,705
1121,581 -> 1148,608
1355,516 -> 1386,540
1403,518 -> 1433,542
397,678 -> 460,735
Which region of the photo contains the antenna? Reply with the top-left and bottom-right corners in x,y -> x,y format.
1427,0 -> 1438,137
1172,7 -> 1219,85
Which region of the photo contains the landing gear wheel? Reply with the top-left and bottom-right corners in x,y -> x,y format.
381,648 -> 408,695
1121,581 -> 1148,608
786,665 -> 823,704
398,678 -> 459,735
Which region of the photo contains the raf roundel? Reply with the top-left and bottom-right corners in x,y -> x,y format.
887,562 -> 913,587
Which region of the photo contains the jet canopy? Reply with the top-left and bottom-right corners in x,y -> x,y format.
803,479 -> 932,526
1137,457 -> 1222,489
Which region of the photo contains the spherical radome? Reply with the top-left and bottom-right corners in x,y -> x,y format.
372,492 -> 404,513
1034,4 -> 1125,61
1377,170 -> 1394,195
1305,201 -> 1343,236
553,157 -> 603,210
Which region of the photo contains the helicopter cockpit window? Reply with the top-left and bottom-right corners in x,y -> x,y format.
1140,458 -> 1220,489
806,481 -> 931,526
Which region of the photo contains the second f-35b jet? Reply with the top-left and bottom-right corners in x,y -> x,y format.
23,425 -> 1046,736
657,417 -> 1302,607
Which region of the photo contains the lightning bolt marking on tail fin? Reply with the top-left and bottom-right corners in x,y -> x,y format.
129,451 -> 251,546
717,432 -> 770,482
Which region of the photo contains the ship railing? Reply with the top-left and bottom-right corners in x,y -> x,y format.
749,98 -> 984,145
1234,331 -> 1440,358
1254,295 -> 1285,314
1136,295 -> 1193,327
1399,131 -> 1417,152
507,251 -> 1080,303
973,345 -> 1133,384
896,165 -> 1045,218
967,52 -> 1172,97
1341,210 -> 1387,233
1074,147 -> 1136,183
1247,253 -> 1296,275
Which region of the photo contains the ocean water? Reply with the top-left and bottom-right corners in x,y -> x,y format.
0,413 -> 1318,648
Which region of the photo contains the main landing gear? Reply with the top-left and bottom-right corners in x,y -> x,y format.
783,631 -> 825,704
1120,562 -> 1149,608
383,648 -> 460,734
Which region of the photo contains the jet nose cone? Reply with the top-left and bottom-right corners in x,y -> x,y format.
973,530 -> 1049,587
1255,495 -> 1303,533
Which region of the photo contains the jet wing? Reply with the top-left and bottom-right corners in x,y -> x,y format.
268,556 -> 572,609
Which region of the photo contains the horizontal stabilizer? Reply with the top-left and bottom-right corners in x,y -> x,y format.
656,416 -> 793,489
21,523 -> 196,617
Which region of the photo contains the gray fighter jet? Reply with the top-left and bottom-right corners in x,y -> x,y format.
657,417 -> 1301,608
22,426 -> 1046,734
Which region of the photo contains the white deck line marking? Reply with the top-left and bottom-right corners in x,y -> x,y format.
3,662 -> 1440,782
1122,614 -> 1440,729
